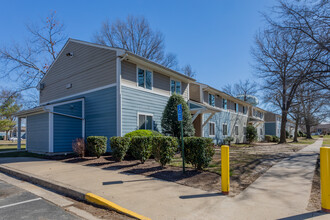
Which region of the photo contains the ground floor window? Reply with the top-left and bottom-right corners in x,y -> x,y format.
260,128 -> 263,135
138,114 -> 153,130
235,125 -> 239,135
209,122 -> 215,136
223,124 -> 228,135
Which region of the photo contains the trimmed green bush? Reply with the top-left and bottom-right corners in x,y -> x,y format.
130,137 -> 153,163
223,136 -> 234,145
272,135 -> 279,142
265,135 -> 273,142
183,137 -> 215,170
246,125 -> 258,143
124,129 -> 162,138
152,136 -> 178,167
110,137 -> 131,162
86,136 -> 107,158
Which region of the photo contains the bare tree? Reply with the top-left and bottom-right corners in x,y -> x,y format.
0,11 -> 67,98
223,79 -> 258,101
94,15 -> 178,68
181,64 -> 196,78
266,0 -> 330,90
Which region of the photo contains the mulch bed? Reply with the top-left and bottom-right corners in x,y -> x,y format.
52,142 -> 307,196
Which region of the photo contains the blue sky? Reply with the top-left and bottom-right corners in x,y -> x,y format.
0,0 -> 277,105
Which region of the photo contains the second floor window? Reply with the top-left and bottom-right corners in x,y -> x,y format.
171,80 -> 181,94
208,94 -> 215,106
235,103 -> 238,112
223,99 -> 227,110
138,68 -> 152,90
243,106 -> 247,114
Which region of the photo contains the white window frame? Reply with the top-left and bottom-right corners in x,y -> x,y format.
222,123 -> 228,136
136,66 -> 153,90
170,78 -> 182,95
209,122 -> 215,137
137,112 -> 154,130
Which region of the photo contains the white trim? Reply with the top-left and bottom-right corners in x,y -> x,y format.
48,106 -> 54,153
187,83 -> 190,100
40,83 -> 116,106
122,84 -> 169,98
209,122 -> 215,137
137,112 -> 154,130
116,55 -> 122,136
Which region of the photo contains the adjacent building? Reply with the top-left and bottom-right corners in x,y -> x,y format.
264,112 -> 295,137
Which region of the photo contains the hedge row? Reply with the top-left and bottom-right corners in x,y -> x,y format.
110,136 -> 215,169
265,135 -> 280,142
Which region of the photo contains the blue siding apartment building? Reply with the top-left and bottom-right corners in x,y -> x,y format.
16,39 -> 267,154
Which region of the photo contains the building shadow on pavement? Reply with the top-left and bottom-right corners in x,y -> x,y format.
278,211 -> 327,220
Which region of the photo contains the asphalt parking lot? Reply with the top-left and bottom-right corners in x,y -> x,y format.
0,180 -> 80,220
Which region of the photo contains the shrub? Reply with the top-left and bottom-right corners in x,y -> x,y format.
161,93 -> 195,139
246,125 -> 258,143
110,137 -> 131,162
124,129 -> 162,138
130,137 -> 153,163
86,136 -> 107,158
152,136 -> 178,167
72,138 -> 86,157
183,137 -> 215,170
265,135 -> 273,142
272,135 -> 279,142
223,136 -> 234,145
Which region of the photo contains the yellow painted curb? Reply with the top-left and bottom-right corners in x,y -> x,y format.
85,193 -> 151,220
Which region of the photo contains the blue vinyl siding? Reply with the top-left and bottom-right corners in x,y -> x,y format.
52,86 -> 117,152
265,122 -> 276,136
53,101 -> 83,152
26,113 -> 49,153
121,86 -> 169,135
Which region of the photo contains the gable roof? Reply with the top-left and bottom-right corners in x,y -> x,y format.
39,38 -> 195,86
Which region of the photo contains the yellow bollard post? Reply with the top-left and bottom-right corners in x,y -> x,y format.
321,147 -> 330,213
221,145 -> 230,195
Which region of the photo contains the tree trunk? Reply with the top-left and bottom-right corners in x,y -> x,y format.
279,111 -> 287,143
293,117 -> 299,142
305,123 -> 312,139
4,131 -> 8,141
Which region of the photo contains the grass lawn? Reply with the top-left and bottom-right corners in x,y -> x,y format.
287,137 -> 317,145
321,135 -> 330,147
0,145 -> 26,152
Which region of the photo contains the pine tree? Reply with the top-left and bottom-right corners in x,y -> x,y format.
161,94 -> 194,139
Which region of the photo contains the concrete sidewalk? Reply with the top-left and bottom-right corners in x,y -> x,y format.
0,139 -> 328,219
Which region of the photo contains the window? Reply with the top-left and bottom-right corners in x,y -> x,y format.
138,68 -> 152,90
260,128 -> 263,136
243,106 -> 247,114
235,125 -> 239,136
243,127 -> 247,135
209,122 -> 215,136
138,114 -> 153,130
235,103 -> 238,112
208,94 -> 215,107
223,124 -> 228,136
171,80 -> 181,94
223,99 -> 227,110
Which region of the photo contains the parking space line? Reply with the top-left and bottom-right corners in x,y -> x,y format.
0,198 -> 42,209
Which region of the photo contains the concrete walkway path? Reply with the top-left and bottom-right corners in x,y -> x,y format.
0,139 -> 328,219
